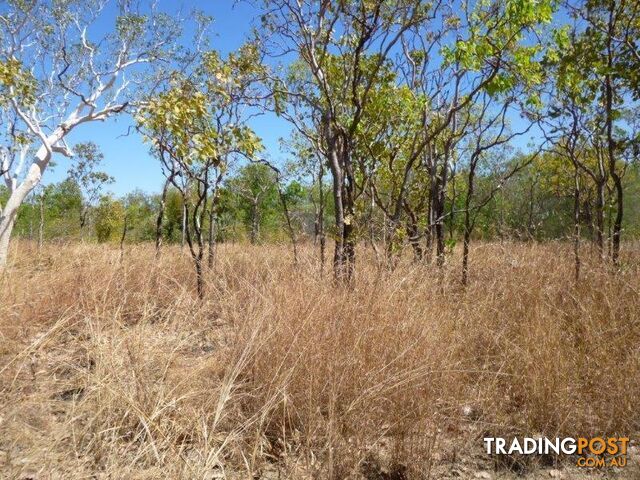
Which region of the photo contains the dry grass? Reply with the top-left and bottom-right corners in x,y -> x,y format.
0,240 -> 638,479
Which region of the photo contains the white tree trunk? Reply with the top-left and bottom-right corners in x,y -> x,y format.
0,208 -> 17,268
0,136 -> 56,268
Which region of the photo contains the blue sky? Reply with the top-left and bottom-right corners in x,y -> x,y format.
45,1 -> 291,196
42,0 -> 544,197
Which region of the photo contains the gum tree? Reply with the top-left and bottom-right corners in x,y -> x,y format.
67,142 -> 113,231
138,45 -> 264,298
257,0 -> 430,283
0,0 -> 190,267
562,0 -> 640,264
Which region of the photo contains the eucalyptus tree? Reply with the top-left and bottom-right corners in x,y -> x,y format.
0,0 -> 194,268
229,162 -> 277,245
395,0 -> 555,266
562,0 -> 640,265
359,80 -> 427,266
67,142 -> 113,231
284,134 -> 328,270
138,45 -> 264,298
537,23 -> 604,275
458,93 -> 539,286
257,0 -> 431,283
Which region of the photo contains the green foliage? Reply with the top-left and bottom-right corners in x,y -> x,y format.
0,58 -> 36,106
138,79 -> 220,164
94,196 -> 125,243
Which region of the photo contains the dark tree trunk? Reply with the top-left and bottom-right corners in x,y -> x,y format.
405,205 -> 423,262
119,214 -> 128,263
595,149 -> 607,258
573,164 -> 581,282
435,155 -> 449,267
317,161 -> 326,273
195,257 -> 204,299
184,178 -> 209,300
425,144 -> 437,264
155,177 -> 170,259
181,203 -> 187,251
328,132 -> 355,285
604,4 -> 623,266
461,164 -> 476,286
277,183 -> 299,265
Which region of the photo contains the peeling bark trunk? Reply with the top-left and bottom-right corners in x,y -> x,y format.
332,145 -> 356,285
327,134 -> 350,283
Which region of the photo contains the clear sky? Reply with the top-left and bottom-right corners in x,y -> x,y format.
44,1 -> 292,196
42,0 -> 542,197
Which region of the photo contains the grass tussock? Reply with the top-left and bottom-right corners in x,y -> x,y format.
0,241 -> 638,479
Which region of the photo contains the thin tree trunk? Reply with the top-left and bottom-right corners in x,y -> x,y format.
250,198 -> 259,245
405,204 -> 423,262
573,164 -> 581,282
595,175 -> 606,257
461,165 -> 476,286
368,182 -> 382,265
119,214 -> 128,263
448,154 -> 457,240
38,193 -> 45,251
317,161 -> 326,273
277,184 -> 299,265
207,206 -> 216,269
436,85 -> 458,267
605,5 -> 623,266
184,179 -> 209,300
155,177 -> 170,258
181,202 -> 187,250
195,257 -> 204,299
435,155 -> 449,267
329,142 -> 346,282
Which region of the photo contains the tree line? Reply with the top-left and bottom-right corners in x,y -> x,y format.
1,0 -> 639,294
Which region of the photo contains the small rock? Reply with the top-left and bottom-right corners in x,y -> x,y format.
548,469 -> 563,478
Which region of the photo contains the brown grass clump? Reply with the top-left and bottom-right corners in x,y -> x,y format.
0,240 -> 638,479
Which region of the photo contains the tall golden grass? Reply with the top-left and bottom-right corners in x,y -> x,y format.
0,240 -> 638,479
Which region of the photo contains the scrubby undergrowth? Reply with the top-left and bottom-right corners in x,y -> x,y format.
0,241 -> 638,479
